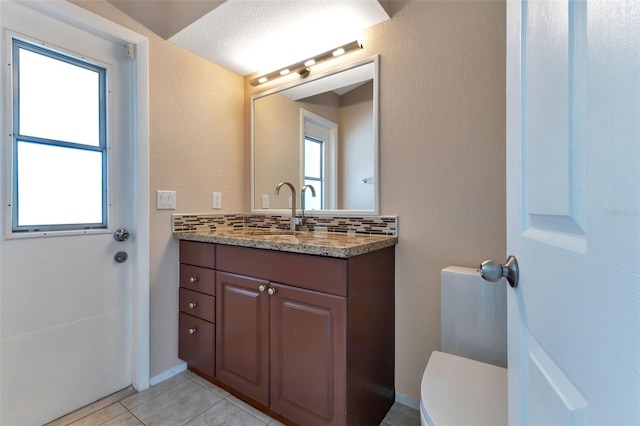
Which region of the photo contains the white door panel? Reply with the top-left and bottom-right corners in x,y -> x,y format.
1,2 -> 135,424
507,0 -> 640,425
1,236 -> 127,339
2,312 -> 129,423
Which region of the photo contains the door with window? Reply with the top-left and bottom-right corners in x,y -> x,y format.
1,2 -> 136,424
507,0 -> 639,424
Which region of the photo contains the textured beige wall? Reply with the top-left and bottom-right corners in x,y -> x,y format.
246,0 -> 506,401
253,92 -> 340,210
339,81 -> 374,210
72,1 -> 245,378
253,93 -> 300,210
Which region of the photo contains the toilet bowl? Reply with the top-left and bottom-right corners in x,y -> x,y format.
420,267 -> 508,426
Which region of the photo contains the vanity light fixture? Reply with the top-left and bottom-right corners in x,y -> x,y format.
249,40 -> 363,87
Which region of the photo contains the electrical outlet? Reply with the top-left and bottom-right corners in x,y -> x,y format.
213,192 -> 222,209
262,194 -> 269,209
156,190 -> 176,210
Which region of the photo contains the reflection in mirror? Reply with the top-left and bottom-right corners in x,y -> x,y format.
252,56 -> 379,215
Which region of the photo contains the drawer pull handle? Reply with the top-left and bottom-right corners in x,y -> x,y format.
189,302 -> 197,309
267,287 -> 276,296
258,284 -> 266,292
189,277 -> 198,284
189,328 -> 197,334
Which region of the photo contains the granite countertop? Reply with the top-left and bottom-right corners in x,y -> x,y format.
174,228 -> 398,258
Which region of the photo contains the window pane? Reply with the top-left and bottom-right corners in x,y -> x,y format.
304,138 -> 322,179
18,47 -> 101,146
17,141 -> 103,227
304,180 -> 322,210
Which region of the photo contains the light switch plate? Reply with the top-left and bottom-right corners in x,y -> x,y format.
262,194 -> 269,208
156,190 -> 176,210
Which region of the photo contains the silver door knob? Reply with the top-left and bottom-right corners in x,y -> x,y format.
258,284 -> 266,292
114,228 -> 130,242
479,255 -> 519,288
189,328 -> 197,334
189,302 -> 197,309
189,277 -> 198,284
267,287 -> 276,296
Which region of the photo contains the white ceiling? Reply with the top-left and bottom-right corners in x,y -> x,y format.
164,0 -> 390,76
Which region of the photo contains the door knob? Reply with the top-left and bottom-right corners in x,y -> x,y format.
479,255 -> 519,288
259,284 -> 267,292
114,228 -> 130,242
267,287 -> 276,296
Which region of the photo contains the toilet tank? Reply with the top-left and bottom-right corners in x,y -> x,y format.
441,266 -> 507,367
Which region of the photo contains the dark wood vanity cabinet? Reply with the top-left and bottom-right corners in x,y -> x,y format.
179,240 -> 395,426
215,244 -> 394,426
178,241 -> 216,377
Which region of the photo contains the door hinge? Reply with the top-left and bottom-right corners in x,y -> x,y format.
126,43 -> 135,61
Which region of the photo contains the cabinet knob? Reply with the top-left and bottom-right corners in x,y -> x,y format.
258,284 -> 266,292
189,276 -> 198,284
189,302 -> 197,309
189,328 -> 197,334
267,287 -> 276,296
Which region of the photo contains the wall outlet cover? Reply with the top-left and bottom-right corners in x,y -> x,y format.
213,192 -> 222,209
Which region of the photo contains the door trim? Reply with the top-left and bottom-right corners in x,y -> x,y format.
0,0 -> 151,392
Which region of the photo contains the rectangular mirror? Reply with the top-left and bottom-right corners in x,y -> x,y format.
251,56 -> 379,215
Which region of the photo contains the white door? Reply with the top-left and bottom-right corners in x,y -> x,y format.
506,0 -> 639,424
1,2 -> 137,424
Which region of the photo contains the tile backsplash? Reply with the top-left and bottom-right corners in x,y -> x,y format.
172,214 -> 398,237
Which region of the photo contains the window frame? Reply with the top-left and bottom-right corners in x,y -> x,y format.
10,37 -> 109,233
300,108 -> 338,210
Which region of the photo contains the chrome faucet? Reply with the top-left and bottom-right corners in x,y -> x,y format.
274,182 -> 297,231
300,184 -> 316,225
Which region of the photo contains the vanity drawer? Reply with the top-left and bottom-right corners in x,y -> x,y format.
179,288 -> 215,323
180,264 -> 216,296
179,312 -> 214,377
180,240 -> 215,268
216,245 -> 348,296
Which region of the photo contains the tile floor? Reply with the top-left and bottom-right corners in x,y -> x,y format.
46,370 -> 420,426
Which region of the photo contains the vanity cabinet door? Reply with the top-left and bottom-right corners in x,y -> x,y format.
216,271 -> 270,406
269,283 -> 347,426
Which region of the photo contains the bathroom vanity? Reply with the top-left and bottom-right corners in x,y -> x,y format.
177,229 -> 396,426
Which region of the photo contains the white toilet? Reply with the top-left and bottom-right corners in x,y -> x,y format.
420,266 -> 508,426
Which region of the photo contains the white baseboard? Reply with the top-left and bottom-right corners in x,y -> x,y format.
149,361 -> 187,386
395,392 -> 420,410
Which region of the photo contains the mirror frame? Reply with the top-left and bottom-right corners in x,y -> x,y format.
251,55 -> 380,216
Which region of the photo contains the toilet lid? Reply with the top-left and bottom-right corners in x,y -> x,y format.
421,351 -> 508,426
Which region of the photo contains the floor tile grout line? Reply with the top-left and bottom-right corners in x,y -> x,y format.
180,376 -> 271,425
123,375 -> 188,410
126,408 -> 146,426
224,396 -> 272,424
178,395 -> 223,426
